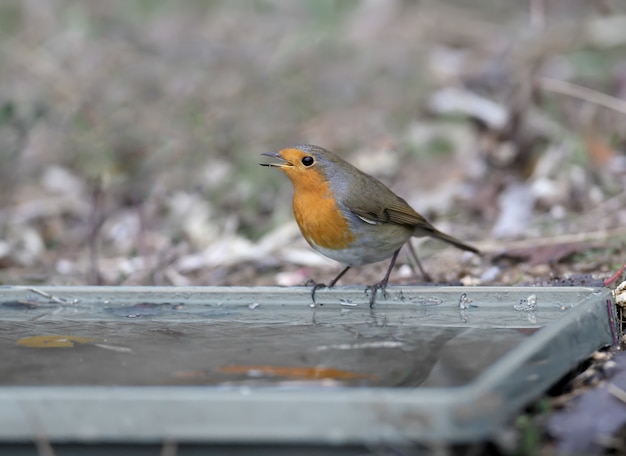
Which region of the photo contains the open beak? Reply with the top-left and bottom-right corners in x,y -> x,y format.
260,152 -> 291,168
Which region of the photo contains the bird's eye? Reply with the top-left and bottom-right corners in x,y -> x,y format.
301,156 -> 314,167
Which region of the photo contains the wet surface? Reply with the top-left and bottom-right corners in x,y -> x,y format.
0,285 -> 600,388
0,319 -> 532,388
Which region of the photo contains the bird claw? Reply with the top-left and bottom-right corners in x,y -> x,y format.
365,282 -> 388,308
308,281 -> 328,304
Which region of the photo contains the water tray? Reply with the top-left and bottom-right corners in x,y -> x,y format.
0,285 -> 617,448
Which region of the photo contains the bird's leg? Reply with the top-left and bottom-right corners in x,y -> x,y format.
310,265 -> 351,303
406,241 -> 432,282
366,249 -> 400,308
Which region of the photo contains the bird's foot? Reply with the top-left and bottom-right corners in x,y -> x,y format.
305,279 -> 328,304
365,281 -> 389,308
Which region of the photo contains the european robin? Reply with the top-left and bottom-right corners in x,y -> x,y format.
261,144 -> 479,307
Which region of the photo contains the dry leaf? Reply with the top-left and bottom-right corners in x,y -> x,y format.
218,365 -> 374,381
16,335 -> 97,348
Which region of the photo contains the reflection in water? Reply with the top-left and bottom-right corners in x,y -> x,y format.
0,320 -> 531,388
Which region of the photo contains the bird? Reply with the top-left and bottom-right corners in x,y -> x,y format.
261,144 -> 479,307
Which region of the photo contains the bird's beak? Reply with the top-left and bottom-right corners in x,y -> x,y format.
260,152 -> 291,168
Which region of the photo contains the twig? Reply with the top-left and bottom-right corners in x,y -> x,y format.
28,287 -> 66,304
88,178 -> 105,285
538,77 -> 626,116
34,435 -> 56,456
478,225 -> 626,253
604,264 -> 626,286
585,190 -> 626,219
19,403 -> 56,456
607,383 -> 626,404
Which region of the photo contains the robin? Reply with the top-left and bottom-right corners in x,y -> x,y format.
261,144 -> 479,307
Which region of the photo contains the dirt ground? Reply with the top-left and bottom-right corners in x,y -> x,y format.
1,1 -> 626,454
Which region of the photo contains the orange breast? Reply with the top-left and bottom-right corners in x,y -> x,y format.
288,173 -> 354,250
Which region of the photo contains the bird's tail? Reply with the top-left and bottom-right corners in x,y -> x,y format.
415,226 -> 480,254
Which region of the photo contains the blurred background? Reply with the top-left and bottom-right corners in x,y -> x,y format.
0,0 -> 625,288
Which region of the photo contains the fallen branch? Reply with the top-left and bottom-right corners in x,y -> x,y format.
538,77 -> 626,116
